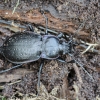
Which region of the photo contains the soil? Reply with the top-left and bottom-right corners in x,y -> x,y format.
0,0 -> 100,100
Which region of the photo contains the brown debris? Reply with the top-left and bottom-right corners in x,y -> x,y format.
0,68 -> 33,83
0,9 -> 89,36
0,0 -> 100,100
62,74 -> 70,99
73,63 -> 83,84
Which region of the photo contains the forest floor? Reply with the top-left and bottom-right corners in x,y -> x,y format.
0,0 -> 100,100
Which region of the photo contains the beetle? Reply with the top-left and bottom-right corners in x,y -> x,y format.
0,15 -> 80,91
0,14 -> 94,93
0,31 -> 72,64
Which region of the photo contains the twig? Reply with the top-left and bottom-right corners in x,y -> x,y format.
80,40 -> 99,54
0,19 -> 26,28
0,80 -> 21,90
80,44 -> 100,54
8,80 -> 21,86
12,0 -> 20,14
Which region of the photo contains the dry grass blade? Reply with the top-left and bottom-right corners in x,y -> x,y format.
73,82 -> 80,100
12,0 -> 20,14
81,42 -> 99,54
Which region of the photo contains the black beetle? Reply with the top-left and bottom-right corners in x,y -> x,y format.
0,14 -> 94,93
0,15 -> 74,90
0,16 -> 73,66
1,31 -> 72,64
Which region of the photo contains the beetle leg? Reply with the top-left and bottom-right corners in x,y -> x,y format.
57,32 -> 64,39
58,56 -> 94,81
26,24 -> 34,32
57,58 -> 75,63
40,9 -> 49,35
37,61 -> 44,95
43,13 -> 48,35
0,64 -> 22,74
57,58 -> 66,63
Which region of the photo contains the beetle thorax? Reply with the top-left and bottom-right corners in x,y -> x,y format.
41,36 -> 60,59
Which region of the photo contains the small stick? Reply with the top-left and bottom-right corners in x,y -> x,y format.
12,0 -> 20,14
0,64 -> 22,74
80,44 -> 100,54
80,41 -> 99,54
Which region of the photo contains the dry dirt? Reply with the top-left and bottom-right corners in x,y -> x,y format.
0,0 -> 100,100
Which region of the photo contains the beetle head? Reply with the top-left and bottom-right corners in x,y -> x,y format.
59,40 -> 73,55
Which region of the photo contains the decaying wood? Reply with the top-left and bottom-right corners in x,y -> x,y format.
62,74 -> 70,100
0,9 -> 89,37
0,68 -> 33,83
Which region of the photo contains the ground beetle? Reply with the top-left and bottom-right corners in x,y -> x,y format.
0,14 -> 94,92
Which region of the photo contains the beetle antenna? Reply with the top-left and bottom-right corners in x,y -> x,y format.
37,61 -> 44,95
68,53 -> 95,81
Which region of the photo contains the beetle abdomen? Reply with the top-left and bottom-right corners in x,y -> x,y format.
2,32 -> 42,64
